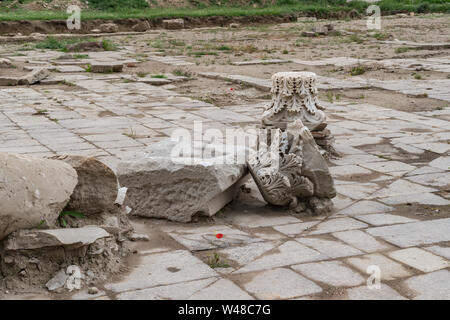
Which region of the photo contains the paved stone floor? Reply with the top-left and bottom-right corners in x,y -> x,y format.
1,19 -> 449,299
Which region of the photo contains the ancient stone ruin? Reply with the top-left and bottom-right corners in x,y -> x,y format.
0,153 -> 133,293
249,72 -> 336,215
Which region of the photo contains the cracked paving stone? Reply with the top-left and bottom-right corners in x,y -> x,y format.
105,250 -> 217,293
295,236 -> 363,258
116,278 -> 217,300
188,279 -> 254,300
234,241 -> 326,274
305,217 -> 368,235
337,200 -> 394,216
165,225 -> 263,251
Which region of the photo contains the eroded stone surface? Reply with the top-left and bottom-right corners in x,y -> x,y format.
0,153 -> 78,240
117,141 -> 247,222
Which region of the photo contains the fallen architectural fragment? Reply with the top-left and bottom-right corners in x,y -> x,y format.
261,72 -> 336,155
248,72 -> 337,215
49,155 -> 118,216
0,153 -> 134,293
117,141 -> 248,222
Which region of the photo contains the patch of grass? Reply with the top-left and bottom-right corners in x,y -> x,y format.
189,51 -> 218,57
73,54 -> 89,59
151,74 -> 167,78
350,65 -> 367,76
123,128 -> 138,139
414,73 -> 422,80
58,210 -> 85,228
137,71 -> 148,77
32,109 -> 48,115
217,45 -> 232,51
207,252 -> 230,269
173,69 -> 192,78
395,47 -> 410,54
85,64 -> 92,72
371,32 -> 390,41
102,39 -> 117,51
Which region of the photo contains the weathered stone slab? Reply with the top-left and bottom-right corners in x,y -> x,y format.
333,230 -> 392,253
0,153 -> 77,240
188,279 -> 254,300
117,141 -> 248,222
166,225 -> 262,251
19,67 -> 50,85
49,155 -> 118,215
424,245 -> 450,260
346,285 -> 407,300
99,23 -> 119,33
379,192 -> 450,206
242,268 -> 322,299
297,236 -> 363,258
346,253 -> 413,281
105,250 -> 217,293
292,261 -> 365,287
3,226 -> 110,250
235,241 -> 326,273
367,218 -> 450,248
306,217 -> 368,235
338,200 -> 394,216
404,270 -> 450,300
90,62 -> 123,73
355,213 -> 418,226
116,278 -> 216,300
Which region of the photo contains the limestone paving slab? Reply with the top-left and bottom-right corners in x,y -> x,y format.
292,261 -> 365,287
354,213 -> 418,226
367,218 -> 450,248
234,241 -> 327,274
188,279 -> 254,300
346,253 -> 413,281
388,248 -> 449,273
424,245 -> 450,260
166,225 -> 262,251
116,278 -> 217,300
241,268 -> 322,299
403,270 -> 450,300
105,250 -> 218,293
332,230 -> 392,253
295,237 -> 363,258
337,200 -> 395,216
305,217 -> 368,235
346,285 -> 407,300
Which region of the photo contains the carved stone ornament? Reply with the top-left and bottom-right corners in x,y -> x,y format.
248,72 -> 337,215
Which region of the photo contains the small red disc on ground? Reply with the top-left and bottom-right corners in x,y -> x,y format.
216,233 -> 224,239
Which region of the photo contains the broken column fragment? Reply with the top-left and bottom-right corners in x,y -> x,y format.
117,141 -> 248,222
249,72 -> 336,215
